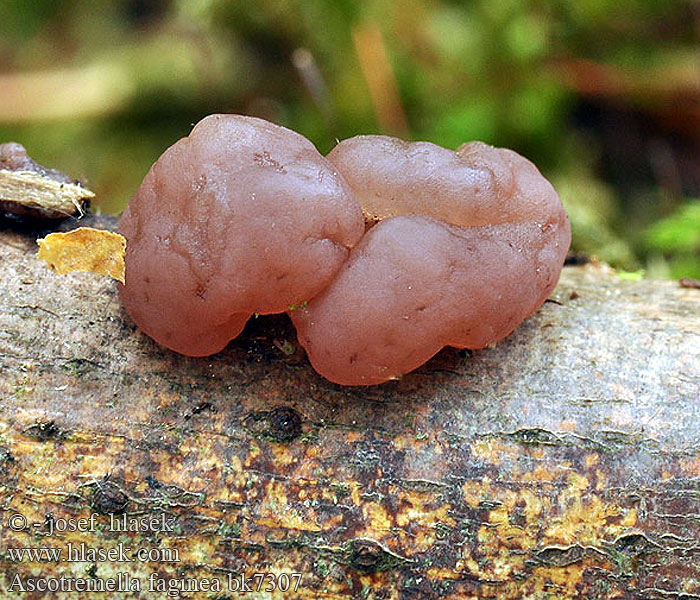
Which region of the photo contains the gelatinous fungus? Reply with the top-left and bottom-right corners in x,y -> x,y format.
290,136 -> 571,385
120,120 -> 570,385
119,115 -> 363,356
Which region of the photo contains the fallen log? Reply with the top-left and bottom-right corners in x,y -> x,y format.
0,217 -> 699,599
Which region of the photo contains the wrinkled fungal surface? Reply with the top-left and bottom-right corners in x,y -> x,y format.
119,114 -> 364,356
291,135 -> 571,385
326,136 -> 562,228
120,119 -> 570,384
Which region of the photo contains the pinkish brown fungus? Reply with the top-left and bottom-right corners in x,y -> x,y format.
119,115 -> 364,356
290,136 -> 571,385
120,119 -> 570,385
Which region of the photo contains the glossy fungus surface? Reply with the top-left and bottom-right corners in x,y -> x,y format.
290,135 -> 571,385
119,115 -> 364,356
120,120 -> 570,384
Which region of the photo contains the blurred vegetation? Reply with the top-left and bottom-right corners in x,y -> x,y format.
1,0 -> 698,278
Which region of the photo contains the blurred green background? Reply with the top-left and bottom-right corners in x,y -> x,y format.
1,0 -> 699,278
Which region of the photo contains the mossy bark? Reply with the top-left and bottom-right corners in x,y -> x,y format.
0,219 -> 699,599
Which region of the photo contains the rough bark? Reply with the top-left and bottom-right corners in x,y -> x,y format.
0,218 -> 699,599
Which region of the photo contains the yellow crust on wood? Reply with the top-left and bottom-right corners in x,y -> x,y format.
37,227 -> 126,283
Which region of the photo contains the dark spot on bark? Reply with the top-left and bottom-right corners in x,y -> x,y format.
345,538 -> 412,572
613,533 -> 656,556
507,428 -> 559,446
243,406 -> 303,442
348,539 -> 383,572
62,357 -> 101,377
90,477 -> 129,514
185,401 -> 214,420
268,407 -> 302,442
145,475 -> 162,489
24,420 -> 66,441
0,446 -> 14,463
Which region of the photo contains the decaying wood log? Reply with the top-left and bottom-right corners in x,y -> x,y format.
0,218 -> 699,599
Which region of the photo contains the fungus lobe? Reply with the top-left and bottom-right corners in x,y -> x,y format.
290,136 -> 571,385
118,114 -> 363,356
